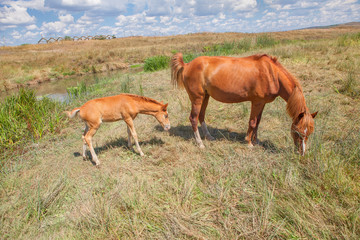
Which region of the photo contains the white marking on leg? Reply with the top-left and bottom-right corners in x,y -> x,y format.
83,143 -> 87,159
201,122 -> 215,141
301,127 -> 307,156
301,140 -> 305,156
194,129 -> 205,148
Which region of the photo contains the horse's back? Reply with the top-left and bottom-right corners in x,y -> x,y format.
184,55 -> 280,103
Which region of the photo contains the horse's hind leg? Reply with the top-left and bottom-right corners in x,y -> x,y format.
199,93 -> 214,141
190,99 -> 205,148
82,124 -> 89,160
246,102 -> 265,147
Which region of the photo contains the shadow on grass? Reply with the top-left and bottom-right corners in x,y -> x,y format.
73,136 -> 165,163
164,124 -> 281,153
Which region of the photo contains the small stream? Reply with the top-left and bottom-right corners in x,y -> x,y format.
0,67 -> 143,103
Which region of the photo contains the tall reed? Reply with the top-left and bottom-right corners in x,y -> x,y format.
0,88 -> 65,153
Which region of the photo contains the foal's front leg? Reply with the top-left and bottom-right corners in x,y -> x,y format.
125,118 -> 144,156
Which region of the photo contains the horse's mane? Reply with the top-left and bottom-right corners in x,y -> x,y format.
124,94 -> 163,106
254,54 -> 308,120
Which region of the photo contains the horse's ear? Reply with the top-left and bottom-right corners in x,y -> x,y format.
311,111 -> 318,119
163,103 -> 168,110
297,112 -> 305,122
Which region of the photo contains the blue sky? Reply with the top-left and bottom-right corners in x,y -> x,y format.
0,0 -> 359,46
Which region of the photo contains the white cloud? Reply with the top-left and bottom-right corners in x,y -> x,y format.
2,0 -> 48,11
26,24 -> 38,30
59,14 -> 74,23
61,0 -> 101,7
0,4 -> 35,25
24,31 -> 39,38
146,0 -> 172,16
11,30 -> 22,39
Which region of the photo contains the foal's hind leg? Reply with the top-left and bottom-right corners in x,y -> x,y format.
84,127 -> 100,166
246,102 -> 265,147
82,124 -> 89,160
199,93 -> 215,141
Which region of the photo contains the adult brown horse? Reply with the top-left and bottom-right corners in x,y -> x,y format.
171,53 -> 317,155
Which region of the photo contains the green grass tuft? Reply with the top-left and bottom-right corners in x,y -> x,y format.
0,88 -> 65,154
144,55 -> 170,72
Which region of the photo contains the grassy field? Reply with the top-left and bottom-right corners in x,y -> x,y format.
0,25 -> 360,239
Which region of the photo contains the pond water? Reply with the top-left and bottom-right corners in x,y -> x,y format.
0,66 -> 143,103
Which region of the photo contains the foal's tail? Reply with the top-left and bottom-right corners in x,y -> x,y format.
171,53 -> 185,89
64,107 -> 80,119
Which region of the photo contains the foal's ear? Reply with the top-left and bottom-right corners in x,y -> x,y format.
311,111 -> 318,119
162,103 -> 168,110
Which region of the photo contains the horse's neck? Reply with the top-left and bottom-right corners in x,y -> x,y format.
278,71 -> 297,102
278,72 -> 307,120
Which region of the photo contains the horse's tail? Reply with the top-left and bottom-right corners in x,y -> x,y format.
64,107 -> 80,119
171,53 -> 185,89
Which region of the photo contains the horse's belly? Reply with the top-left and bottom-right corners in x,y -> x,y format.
207,86 -> 251,103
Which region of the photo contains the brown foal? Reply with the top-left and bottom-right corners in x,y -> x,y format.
65,94 -> 170,165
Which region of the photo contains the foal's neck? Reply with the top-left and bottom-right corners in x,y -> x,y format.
138,101 -> 161,115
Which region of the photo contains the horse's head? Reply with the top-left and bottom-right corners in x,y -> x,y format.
155,103 -> 170,131
291,111 -> 318,156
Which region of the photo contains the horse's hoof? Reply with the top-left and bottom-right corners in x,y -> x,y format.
140,152 -> 145,157
199,144 -> 205,149
205,135 -> 215,141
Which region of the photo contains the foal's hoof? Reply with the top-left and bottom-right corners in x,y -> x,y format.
140,152 -> 145,157
247,143 -> 254,148
199,144 -> 205,149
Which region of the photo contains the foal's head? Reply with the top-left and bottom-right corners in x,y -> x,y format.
154,103 -> 170,131
291,111 -> 318,156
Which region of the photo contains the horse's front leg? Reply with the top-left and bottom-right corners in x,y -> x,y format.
245,102 -> 265,147
190,100 -> 205,148
199,93 -> 215,141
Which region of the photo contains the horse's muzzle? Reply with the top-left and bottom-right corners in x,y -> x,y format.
164,124 -> 171,131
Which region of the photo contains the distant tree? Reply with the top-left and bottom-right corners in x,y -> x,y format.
64,36 -> 73,41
